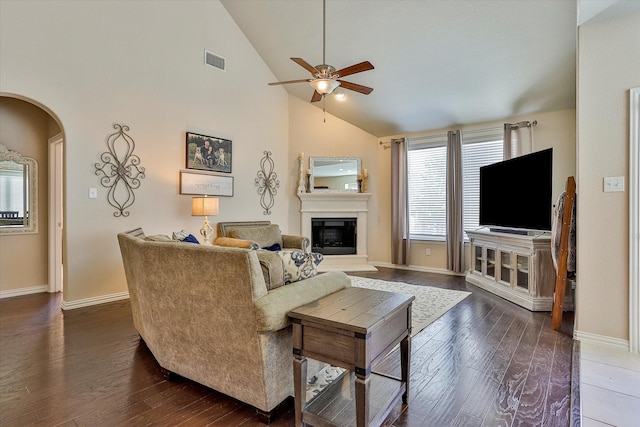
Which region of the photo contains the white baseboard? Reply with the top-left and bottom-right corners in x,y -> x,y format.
370,262 -> 466,277
61,291 -> 130,310
574,330 -> 629,352
1,286 -> 132,310
0,285 -> 48,299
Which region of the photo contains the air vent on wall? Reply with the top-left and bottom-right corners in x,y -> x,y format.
204,50 -> 226,71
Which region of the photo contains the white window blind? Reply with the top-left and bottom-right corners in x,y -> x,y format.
461,138 -> 503,235
408,136 -> 447,239
407,130 -> 503,241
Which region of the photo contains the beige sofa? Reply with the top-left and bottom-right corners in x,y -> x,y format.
117,228 -> 350,419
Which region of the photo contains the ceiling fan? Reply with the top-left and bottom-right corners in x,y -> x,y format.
268,0 -> 374,103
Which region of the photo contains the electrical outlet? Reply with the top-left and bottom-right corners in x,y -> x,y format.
603,176 -> 624,193
425,248 -> 431,256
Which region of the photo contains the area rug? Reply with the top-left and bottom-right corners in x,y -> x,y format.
306,276 -> 471,400
349,276 -> 471,337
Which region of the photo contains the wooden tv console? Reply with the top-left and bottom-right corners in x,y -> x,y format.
466,228 -> 573,311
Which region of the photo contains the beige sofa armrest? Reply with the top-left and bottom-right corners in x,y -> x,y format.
254,271 -> 351,332
282,234 -> 310,252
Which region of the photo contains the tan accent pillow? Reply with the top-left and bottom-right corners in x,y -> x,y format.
213,236 -> 259,250
229,225 -> 283,248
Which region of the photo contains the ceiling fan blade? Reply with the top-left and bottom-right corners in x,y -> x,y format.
334,61 -> 374,78
311,91 -> 322,103
338,80 -> 374,95
268,79 -> 311,86
291,58 -> 318,75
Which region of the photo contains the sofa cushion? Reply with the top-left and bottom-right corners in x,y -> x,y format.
278,250 -> 323,284
229,225 -> 283,248
255,250 -> 285,290
144,234 -> 175,242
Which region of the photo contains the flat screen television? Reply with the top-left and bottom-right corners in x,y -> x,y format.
479,148 -> 553,233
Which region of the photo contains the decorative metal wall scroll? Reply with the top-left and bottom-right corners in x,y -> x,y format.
254,151 -> 279,215
94,124 -> 146,217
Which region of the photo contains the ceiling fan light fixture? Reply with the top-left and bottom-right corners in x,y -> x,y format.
334,88 -> 346,100
310,78 -> 340,95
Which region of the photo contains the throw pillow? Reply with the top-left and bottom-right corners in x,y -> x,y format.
182,234 -> 200,244
261,243 -> 282,251
171,230 -> 199,244
172,230 -> 190,241
278,250 -> 324,284
213,236 -> 259,250
229,224 -> 283,248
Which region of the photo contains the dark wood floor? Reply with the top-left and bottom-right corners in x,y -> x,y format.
0,268 -> 575,426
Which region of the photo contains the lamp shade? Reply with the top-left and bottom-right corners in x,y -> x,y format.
191,197 -> 219,216
309,78 -> 340,95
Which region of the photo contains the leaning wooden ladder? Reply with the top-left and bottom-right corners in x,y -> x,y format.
552,176 -> 576,330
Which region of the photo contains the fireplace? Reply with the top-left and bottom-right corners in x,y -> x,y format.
312,218 -> 357,255
298,192 -> 375,271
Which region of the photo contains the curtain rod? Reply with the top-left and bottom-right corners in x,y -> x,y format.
379,138 -> 408,148
507,120 -> 537,129
379,120 -> 537,148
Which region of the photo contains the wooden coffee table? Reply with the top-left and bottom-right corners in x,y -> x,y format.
289,286 -> 414,427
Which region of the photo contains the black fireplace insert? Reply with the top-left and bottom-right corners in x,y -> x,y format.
311,218 -> 357,255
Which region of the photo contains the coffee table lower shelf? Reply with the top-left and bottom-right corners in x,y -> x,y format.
303,370 -> 405,427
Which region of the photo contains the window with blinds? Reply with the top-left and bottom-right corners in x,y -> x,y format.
461,137 -> 503,236
408,136 -> 447,240
407,131 -> 503,241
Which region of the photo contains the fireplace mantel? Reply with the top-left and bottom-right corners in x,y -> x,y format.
298,192 -> 376,272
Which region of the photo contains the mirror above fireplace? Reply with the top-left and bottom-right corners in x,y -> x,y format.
309,156 -> 361,192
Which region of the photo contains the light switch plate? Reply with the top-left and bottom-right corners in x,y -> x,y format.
89,188 -> 97,199
603,176 -> 624,193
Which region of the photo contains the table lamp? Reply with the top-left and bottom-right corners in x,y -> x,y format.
191,196 -> 219,245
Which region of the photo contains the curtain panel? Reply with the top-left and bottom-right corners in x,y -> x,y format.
446,130 -> 464,273
391,137 -> 410,265
503,122 -> 534,159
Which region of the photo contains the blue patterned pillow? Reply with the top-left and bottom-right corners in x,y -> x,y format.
278,250 -> 324,284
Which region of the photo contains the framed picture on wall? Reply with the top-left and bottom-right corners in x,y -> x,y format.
186,132 -> 232,174
180,170 -> 233,197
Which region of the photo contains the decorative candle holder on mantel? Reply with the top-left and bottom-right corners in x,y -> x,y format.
297,152 -> 306,194
362,168 -> 368,193
356,168 -> 369,193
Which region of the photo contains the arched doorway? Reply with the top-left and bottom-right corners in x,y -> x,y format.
0,94 -> 64,297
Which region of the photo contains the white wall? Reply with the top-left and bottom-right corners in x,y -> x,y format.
576,9 -> 640,344
0,1 -> 290,303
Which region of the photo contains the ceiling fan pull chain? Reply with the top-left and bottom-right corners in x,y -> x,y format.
323,95 -> 326,123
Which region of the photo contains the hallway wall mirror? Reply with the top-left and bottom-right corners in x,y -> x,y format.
0,143 -> 38,234
309,156 -> 361,192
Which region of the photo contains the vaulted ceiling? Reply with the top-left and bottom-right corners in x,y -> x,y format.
221,0 -> 578,137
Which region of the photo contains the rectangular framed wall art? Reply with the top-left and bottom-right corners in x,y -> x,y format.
180,170 -> 233,197
186,131 -> 232,174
